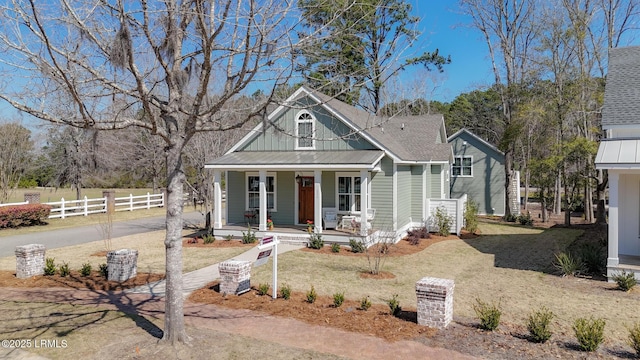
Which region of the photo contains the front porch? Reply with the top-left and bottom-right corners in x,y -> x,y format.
608,255 -> 640,280
208,223 -> 372,246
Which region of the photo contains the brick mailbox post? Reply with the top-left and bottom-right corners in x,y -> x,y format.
416,277 -> 455,329
15,244 -> 46,278
107,249 -> 138,282
218,260 -> 252,295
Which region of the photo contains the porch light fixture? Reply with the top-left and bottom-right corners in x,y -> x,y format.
295,174 -> 302,184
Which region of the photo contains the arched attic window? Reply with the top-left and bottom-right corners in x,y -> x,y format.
295,111 -> 315,150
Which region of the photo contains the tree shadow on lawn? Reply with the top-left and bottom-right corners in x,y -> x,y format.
461,227 -> 583,275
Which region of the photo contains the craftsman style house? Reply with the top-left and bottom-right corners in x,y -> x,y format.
205,87 -> 453,239
595,46 -> 640,280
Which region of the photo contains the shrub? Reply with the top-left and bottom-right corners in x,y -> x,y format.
80,263 -> 92,277
527,307 -> 554,343
406,226 -> 430,245
98,263 -> 108,278
573,316 -> 605,352
242,224 -> 257,244
58,262 -> 71,277
349,238 -> 365,253
464,199 -> 479,234
359,296 -> 372,311
612,270 -> 637,291
44,258 -> 56,276
517,212 -> 533,226
257,283 -> 270,296
225,234 -> 233,241
627,322 -> 640,356
581,243 -> 605,275
553,252 -> 582,277
435,206 -> 453,236
307,233 -> 324,249
306,285 -> 317,303
473,298 -> 501,331
0,204 -> 51,229
332,292 -> 345,307
330,243 -> 340,253
503,213 -> 518,222
202,234 -> 215,244
387,294 -> 401,316
279,284 -> 291,300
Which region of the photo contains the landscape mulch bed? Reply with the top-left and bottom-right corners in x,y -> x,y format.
0,271 -> 164,291
182,238 -> 256,249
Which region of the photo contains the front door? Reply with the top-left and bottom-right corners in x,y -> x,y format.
298,176 -> 314,224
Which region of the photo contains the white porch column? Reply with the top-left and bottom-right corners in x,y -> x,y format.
259,170 -> 267,231
392,162 -> 398,231
608,171 -> 620,269
360,169 -> 369,236
314,170 -> 322,233
422,165 -> 428,222
213,170 -> 223,229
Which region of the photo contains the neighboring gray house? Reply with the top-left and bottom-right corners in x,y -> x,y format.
595,46 -> 640,280
448,128 -> 506,216
205,86 -> 452,238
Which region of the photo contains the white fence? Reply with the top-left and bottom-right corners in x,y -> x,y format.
0,193 -> 165,219
424,194 -> 468,236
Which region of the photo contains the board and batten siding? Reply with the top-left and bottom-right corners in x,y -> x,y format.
240,99 -> 376,151
370,156 -> 393,229
411,165 -> 424,221
449,132 -> 506,215
226,171 -> 246,224
618,174 -> 640,256
396,165 -> 412,229
430,165 -> 442,198
322,171 -> 336,208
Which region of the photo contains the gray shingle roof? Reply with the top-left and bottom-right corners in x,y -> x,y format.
603,46 -> 640,126
307,88 -> 450,162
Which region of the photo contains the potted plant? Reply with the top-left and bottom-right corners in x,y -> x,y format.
267,218 -> 274,230
306,220 -> 314,233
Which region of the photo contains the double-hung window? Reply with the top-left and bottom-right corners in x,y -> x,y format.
247,174 -> 276,210
337,176 -> 361,212
296,112 -> 314,149
452,156 -> 472,177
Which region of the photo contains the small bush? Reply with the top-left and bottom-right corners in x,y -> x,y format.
573,316 -> 605,352
306,285 -> 317,303
473,298 -> 501,331
581,243 -> 605,275
464,199 -> 479,234
527,307 -> 554,343
0,204 -> 51,229
517,212 -> 533,226
554,252 -> 582,277
627,322 -> 640,356
387,294 -> 401,316
503,213 -> 518,222
279,284 -> 291,300
99,263 -> 108,278
225,234 -> 233,241
612,270 -> 637,291
202,234 -> 216,244
332,292 -> 345,307
435,206 -> 453,236
44,258 -> 56,276
359,296 -> 372,311
307,233 -> 324,249
257,283 -> 270,296
58,262 -> 71,277
242,224 -> 257,244
330,243 -> 340,253
80,263 -> 92,277
406,226 -> 430,245
349,239 -> 365,253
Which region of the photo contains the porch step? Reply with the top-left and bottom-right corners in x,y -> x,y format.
276,234 -> 310,246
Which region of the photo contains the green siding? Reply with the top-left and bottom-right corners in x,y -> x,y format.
370,156 -> 393,229
273,172 -> 296,225
411,166 -> 424,221
430,165 -> 441,198
322,172 -> 336,207
227,171 -> 246,224
449,133 -> 506,215
240,97 -> 376,151
397,165 -> 412,229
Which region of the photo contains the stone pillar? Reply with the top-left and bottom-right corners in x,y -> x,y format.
107,249 -> 138,282
218,260 -> 252,295
416,277 -> 455,329
24,192 -> 41,204
15,244 -> 46,278
102,190 -> 116,214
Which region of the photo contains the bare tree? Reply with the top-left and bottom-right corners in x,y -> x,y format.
0,122 -> 33,203
0,0 -> 325,344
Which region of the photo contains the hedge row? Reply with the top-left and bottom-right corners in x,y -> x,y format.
0,204 -> 51,229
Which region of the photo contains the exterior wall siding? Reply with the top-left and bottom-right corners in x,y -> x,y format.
396,165 -> 412,229
430,165 -> 442,198
411,165 -> 424,221
449,133 -> 506,215
227,171 -> 246,224
370,156 -> 393,229
274,172 -> 296,225
322,171 -> 336,208
619,174 -> 640,256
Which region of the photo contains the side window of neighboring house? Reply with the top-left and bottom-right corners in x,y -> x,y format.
452,156 -> 472,177
247,174 -> 276,210
296,112 -> 314,149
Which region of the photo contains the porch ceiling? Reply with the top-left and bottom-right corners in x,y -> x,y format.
595,139 -> 640,169
205,150 -> 385,170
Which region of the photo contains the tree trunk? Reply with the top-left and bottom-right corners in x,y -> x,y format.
596,170 -> 608,224
524,169 -> 530,211
504,151 -> 514,218
541,187 -> 548,222
162,141 -> 188,344
554,172 -> 562,215
564,173 -> 571,226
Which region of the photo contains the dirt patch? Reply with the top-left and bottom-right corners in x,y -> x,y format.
0,270 -> 164,291
182,237 -> 255,249
301,234 -> 460,257
359,271 -> 396,279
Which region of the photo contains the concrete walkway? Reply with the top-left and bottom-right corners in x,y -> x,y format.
127,243 -> 303,297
